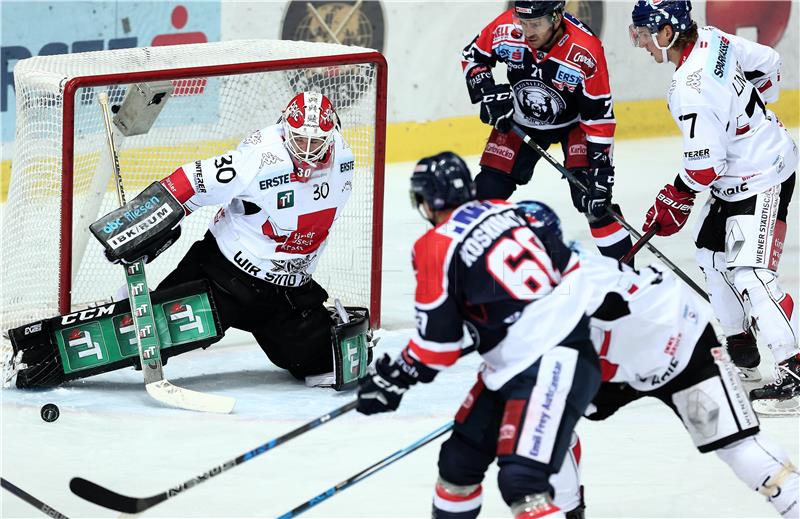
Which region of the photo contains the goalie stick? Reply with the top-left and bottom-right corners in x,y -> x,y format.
70,400 -> 358,513
276,421 -> 453,518
509,123 -> 709,302
96,92 -> 235,414
2,477 -> 70,519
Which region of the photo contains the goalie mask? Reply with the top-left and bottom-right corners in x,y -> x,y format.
281,92 -> 340,179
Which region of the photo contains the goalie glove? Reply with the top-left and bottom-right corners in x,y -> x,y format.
90,181 -> 184,264
479,84 -> 515,133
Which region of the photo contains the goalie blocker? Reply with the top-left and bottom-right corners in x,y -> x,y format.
89,181 -> 184,265
9,280 -> 372,391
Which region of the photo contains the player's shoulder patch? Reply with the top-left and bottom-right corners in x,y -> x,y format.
705,29 -> 733,84
561,24 -> 602,78
412,228 -> 456,306
490,11 -> 527,63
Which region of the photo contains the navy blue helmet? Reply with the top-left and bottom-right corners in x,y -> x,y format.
631,0 -> 693,33
410,152 -> 475,212
517,200 -> 562,241
514,1 -> 565,19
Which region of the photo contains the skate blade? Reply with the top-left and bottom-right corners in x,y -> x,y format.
736,366 -> 762,382
751,397 -> 800,416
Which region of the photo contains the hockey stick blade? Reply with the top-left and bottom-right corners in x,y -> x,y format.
70,400 -> 358,513
146,380 -> 236,414
70,477 -> 158,514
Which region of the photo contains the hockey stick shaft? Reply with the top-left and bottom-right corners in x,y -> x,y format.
2,477 -> 70,519
70,400 -> 358,513
276,421 -> 454,519
509,123 -> 709,301
621,225 -> 659,264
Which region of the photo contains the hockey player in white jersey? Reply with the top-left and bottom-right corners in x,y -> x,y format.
630,0 -> 800,414
519,200 -> 799,518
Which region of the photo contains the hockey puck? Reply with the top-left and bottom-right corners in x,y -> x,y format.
40,403 -> 60,422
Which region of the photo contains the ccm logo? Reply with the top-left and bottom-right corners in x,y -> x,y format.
483,91 -> 513,102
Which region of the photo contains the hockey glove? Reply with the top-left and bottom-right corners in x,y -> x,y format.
90,181 -> 185,264
643,183 -> 695,237
357,353 -> 420,415
569,167 -> 614,218
479,84 -> 514,133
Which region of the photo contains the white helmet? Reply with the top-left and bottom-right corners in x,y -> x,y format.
281,91 -> 340,168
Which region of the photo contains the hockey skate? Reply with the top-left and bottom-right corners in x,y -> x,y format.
726,330 -> 762,382
750,354 -> 800,416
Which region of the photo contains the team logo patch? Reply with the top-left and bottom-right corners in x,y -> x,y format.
686,69 -> 703,93
241,130 -> 262,145
260,152 -> 284,168
277,190 -> 294,209
514,80 -> 567,125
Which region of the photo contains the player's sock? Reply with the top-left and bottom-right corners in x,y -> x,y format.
432,481 -> 482,519
715,434 -> 800,517
726,330 -> 762,381
587,209 -> 632,263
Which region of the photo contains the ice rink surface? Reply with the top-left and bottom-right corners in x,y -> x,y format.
2,133 -> 799,519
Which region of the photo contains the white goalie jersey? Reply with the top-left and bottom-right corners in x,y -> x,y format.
580,253 -> 714,391
161,124 -> 355,287
669,26 -> 797,201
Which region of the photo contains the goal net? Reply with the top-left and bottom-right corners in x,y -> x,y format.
1,40 -> 386,357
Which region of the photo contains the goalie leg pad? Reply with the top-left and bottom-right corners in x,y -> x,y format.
330,306 -> 371,391
10,280 -> 222,388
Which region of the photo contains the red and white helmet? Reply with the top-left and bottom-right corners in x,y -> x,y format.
281,91 -> 340,167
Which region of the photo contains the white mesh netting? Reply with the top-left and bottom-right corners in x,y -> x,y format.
1,40 -> 384,354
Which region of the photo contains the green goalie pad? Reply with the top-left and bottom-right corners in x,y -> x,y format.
9,280 -> 222,388
330,306 -> 372,391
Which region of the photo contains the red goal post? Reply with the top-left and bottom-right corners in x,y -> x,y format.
2,40 -> 386,337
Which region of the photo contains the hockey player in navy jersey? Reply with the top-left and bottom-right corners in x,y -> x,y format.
631,0 -> 800,414
519,200 -> 799,518
356,152 -> 601,519
461,1 -> 633,261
